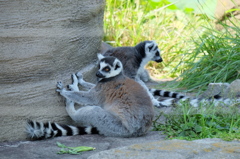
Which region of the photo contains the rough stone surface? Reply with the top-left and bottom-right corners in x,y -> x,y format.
230,79 -> 240,97
89,138 -> 240,159
0,132 -> 239,159
202,79 -> 240,98
202,83 -> 231,98
0,0 -> 105,141
0,131 -> 165,159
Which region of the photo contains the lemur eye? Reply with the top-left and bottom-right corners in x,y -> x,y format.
103,67 -> 110,72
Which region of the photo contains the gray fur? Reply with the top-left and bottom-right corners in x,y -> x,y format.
58,56 -> 154,137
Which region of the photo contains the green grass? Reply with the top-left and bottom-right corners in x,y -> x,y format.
104,0 -> 212,79
153,103 -> 240,141
165,21 -> 240,92
104,0 -> 240,92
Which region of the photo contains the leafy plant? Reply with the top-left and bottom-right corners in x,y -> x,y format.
56,142 -> 95,155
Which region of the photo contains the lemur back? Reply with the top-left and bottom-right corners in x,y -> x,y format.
26,55 -> 154,139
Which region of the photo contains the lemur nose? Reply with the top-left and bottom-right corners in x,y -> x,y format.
96,71 -> 105,78
156,58 -> 163,62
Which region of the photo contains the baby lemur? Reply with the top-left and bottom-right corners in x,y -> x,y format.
26,54 -> 154,139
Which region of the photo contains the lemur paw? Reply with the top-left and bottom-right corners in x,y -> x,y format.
56,81 -> 64,92
76,71 -> 83,79
152,98 -> 173,108
76,72 -> 86,86
68,74 -> 79,91
152,99 -> 163,108
153,101 -> 166,108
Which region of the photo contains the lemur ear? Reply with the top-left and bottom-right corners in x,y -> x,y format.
97,53 -> 105,61
145,40 -> 156,53
114,60 -> 122,70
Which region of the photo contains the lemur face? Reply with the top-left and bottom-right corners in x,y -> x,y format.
145,41 -> 163,63
96,54 -> 123,79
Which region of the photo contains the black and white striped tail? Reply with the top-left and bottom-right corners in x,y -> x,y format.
26,120 -> 99,140
158,97 -> 240,107
150,88 -> 187,99
150,88 -> 222,100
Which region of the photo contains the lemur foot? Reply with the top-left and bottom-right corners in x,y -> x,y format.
76,71 -> 83,79
153,98 -> 174,108
56,81 -> 64,93
68,73 -> 79,91
152,98 -> 164,108
76,72 -> 85,85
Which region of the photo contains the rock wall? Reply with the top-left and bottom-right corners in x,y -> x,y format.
0,0 -> 105,141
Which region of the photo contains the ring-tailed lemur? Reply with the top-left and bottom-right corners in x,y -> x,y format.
102,41 -> 191,100
73,40 -> 190,107
73,41 -> 239,107
26,55 -> 154,139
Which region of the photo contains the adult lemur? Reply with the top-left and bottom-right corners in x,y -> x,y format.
75,41 -> 239,107
26,55 -> 154,139
75,40 -> 190,107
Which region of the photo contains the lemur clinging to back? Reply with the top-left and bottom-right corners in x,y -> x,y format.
26,55 -> 154,139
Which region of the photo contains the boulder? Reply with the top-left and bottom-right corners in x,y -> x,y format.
201,79 -> 240,98
229,79 -> 240,97
0,0 -> 105,141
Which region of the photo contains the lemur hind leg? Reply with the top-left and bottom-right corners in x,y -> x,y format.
60,74 -> 79,115
56,81 -> 97,106
58,90 -> 131,137
68,73 -> 80,91
76,72 -> 96,90
65,105 -> 131,137
64,74 -> 80,117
